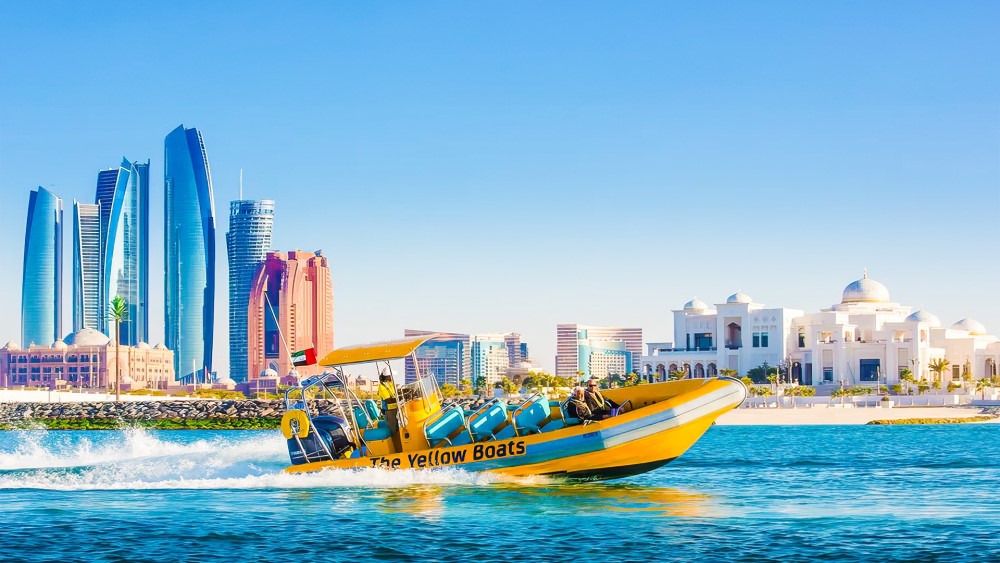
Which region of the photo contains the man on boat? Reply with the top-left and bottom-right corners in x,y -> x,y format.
569,387 -> 606,422
377,371 -> 402,452
585,378 -> 618,418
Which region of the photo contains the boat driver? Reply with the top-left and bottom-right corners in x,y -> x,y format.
377,371 -> 403,452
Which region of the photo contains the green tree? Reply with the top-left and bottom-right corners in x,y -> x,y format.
459,378 -> 471,394
746,363 -> 776,385
624,372 -> 640,386
668,369 -> 687,381
928,358 -> 950,384
440,383 -> 459,398
975,378 -> 989,400
474,376 -> 487,395
108,296 -> 128,402
499,377 -> 518,395
719,368 -> 738,378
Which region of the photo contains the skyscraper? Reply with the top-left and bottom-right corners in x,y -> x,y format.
555,324 -> 642,381
164,125 -> 216,382
89,158 -> 149,344
247,250 -> 334,380
22,187 -> 63,347
72,201 -> 101,332
404,329 -> 470,385
226,199 -> 275,382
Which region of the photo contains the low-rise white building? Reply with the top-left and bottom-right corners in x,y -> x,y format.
643,273 -> 1000,387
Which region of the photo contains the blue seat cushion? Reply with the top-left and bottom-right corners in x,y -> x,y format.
363,426 -> 391,441
469,402 -> 508,440
354,406 -> 372,427
514,399 -> 551,434
364,400 -> 381,422
425,408 -> 466,446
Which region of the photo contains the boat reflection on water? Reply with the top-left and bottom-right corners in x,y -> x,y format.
375,485 -> 446,520
510,484 -> 716,518
373,483 -> 716,519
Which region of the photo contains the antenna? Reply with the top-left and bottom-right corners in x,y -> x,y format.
239,168 -> 244,200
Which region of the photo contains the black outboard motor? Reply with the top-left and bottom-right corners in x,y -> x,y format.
287,415 -> 356,465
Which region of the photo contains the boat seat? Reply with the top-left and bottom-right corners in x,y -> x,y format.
364,399 -> 381,422
468,400 -> 509,442
425,405 -> 467,447
354,406 -> 374,428
513,396 -> 551,435
560,399 -> 581,426
363,424 -> 391,442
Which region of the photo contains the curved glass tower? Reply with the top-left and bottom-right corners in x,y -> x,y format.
22,187 -> 63,346
164,125 -> 216,382
226,199 -> 274,382
84,158 -> 149,345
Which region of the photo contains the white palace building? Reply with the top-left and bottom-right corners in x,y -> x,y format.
642,273 -> 1000,387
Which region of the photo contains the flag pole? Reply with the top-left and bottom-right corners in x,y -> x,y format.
263,291 -> 297,375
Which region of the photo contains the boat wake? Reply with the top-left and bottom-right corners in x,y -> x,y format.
0,428 -> 549,491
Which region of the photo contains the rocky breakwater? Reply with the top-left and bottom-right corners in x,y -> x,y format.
0,400 -> 343,430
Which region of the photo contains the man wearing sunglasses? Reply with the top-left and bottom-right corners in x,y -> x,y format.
584,377 -> 619,418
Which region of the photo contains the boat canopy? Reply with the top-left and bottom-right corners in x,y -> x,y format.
318,334 -> 439,367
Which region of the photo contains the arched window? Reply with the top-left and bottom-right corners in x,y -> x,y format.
707,363 -> 717,377
694,363 -> 705,377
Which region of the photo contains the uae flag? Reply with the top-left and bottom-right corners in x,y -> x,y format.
291,347 -> 317,366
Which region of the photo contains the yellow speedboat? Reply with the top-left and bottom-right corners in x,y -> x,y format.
281,335 -> 746,480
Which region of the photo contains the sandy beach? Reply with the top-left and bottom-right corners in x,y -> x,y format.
717,405 -> 999,425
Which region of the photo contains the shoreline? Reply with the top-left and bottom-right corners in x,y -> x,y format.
717,406 -> 1000,425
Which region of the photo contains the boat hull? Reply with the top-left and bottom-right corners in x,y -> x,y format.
284,377 -> 746,481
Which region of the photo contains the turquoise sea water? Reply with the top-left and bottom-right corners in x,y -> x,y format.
1,424 -> 998,562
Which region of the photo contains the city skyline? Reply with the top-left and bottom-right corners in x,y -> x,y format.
1,3 -> 997,375
226,198 -> 275,382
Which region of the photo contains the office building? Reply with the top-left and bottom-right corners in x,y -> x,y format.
22,187 -> 63,347
403,330 -> 470,385
226,199 -> 275,382
247,250 -> 334,380
72,202 -> 102,332
164,125 -> 216,382
555,324 -> 642,381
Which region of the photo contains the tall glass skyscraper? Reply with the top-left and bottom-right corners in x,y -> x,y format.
22,187 -> 63,346
226,199 -> 274,382
164,125 -> 216,382
72,201 -> 102,332
84,158 -> 150,344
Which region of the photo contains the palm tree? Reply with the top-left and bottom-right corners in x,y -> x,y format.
668,369 -> 687,381
899,368 -> 915,395
719,368 -> 738,378
975,378 -> 989,400
928,358 -> 950,384
108,296 -> 128,402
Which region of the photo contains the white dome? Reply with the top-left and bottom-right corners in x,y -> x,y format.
2,341 -> 20,351
216,376 -> 236,385
136,341 -> 150,350
905,311 -> 940,327
841,272 -> 890,304
154,343 -> 168,350
63,328 -> 111,347
684,298 -> 709,311
727,291 -> 752,304
51,340 -> 67,349
951,318 -> 986,335
260,368 -> 279,378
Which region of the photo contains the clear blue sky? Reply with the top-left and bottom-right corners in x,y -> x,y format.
1,1 -> 997,374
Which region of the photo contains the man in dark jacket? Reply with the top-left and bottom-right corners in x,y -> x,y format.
584,378 -> 618,417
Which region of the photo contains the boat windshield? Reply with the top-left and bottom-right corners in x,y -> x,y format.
397,374 -> 442,416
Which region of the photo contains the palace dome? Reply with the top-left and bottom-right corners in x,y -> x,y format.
727,291 -> 752,304
260,368 -> 279,378
951,318 -> 986,335
2,341 -> 20,351
51,340 -> 67,349
136,341 -> 150,350
905,311 -> 940,327
63,328 -> 111,347
684,298 -> 709,312
841,272 -> 890,304
154,343 -> 168,350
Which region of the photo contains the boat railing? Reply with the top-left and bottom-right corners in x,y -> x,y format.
421,402 -> 465,447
